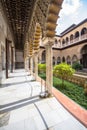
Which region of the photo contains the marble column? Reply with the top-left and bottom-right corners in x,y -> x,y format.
24,58 -> 26,70
11,47 -> 14,73
25,57 -> 28,71
6,39 -> 9,78
30,56 -> 33,75
0,44 -> 2,71
34,52 -> 38,80
45,42 -> 53,95
26,57 -> 29,71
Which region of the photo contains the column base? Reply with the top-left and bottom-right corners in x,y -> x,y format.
39,90 -> 51,98
0,112 -> 10,127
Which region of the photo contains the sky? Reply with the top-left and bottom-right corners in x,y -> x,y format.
56,0 -> 87,35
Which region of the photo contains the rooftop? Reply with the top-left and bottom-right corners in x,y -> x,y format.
59,18 -> 87,36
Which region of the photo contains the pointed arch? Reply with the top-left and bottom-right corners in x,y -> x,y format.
81,27 -> 87,35
57,57 -> 61,64
75,31 -> 79,38
62,56 -> 65,62
72,55 -> 78,64
66,37 -> 69,44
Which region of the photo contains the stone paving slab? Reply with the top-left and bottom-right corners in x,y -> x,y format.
0,97 -> 87,130
0,73 -> 41,105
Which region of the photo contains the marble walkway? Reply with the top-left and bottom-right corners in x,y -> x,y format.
0,69 -> 86,130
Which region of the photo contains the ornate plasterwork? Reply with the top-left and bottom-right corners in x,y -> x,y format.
0,0 -> 37,50
28,0 -> 50,42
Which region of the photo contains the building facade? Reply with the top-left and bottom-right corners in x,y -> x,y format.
39,18 -> 87,68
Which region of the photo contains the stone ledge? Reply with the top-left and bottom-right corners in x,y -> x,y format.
52,87 -> 87,128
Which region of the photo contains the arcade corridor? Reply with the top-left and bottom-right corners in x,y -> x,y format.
0,0 -> 87,129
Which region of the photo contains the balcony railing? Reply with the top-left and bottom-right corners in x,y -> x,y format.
61,34 -> 87,48
40,34 -> 87,48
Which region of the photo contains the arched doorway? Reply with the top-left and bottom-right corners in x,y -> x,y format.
57,57 -> 61,64
62,56 -> 65,62
72,55 -> 78,64
62,39 -> 65,46
81,45 -> 87,68
66,56 -> 71,65
81,27 -> 87,35
75,31 -> 79,38
81,27 -> 87,39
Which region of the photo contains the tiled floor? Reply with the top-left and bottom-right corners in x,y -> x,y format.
0,69 -> 87,130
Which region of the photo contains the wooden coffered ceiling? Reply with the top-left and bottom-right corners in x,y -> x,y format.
0,0 -> 37,50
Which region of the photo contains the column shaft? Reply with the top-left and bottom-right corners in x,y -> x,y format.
34,53 -> 38,80
25,58 -> 28,71
30,57 -> 33,74
6,39 -> 9,78
46,44 -> 53,94
11,47 -> 14,72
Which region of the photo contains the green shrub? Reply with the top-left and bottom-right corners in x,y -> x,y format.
53,63 -> 75,86
38,63 -> 46,74
72,62 -> 83,71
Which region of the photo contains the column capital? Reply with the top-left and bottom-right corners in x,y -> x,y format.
29,55 -> 32,58
42,37 -> 55,47
33,49 -> 39,54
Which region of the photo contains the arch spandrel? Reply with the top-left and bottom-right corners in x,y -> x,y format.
28,0 -> 51,40
28,0 -> 63,47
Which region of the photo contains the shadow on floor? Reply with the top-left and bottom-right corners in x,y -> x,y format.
0,95 -> 42,114
0,80 -> 36,88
